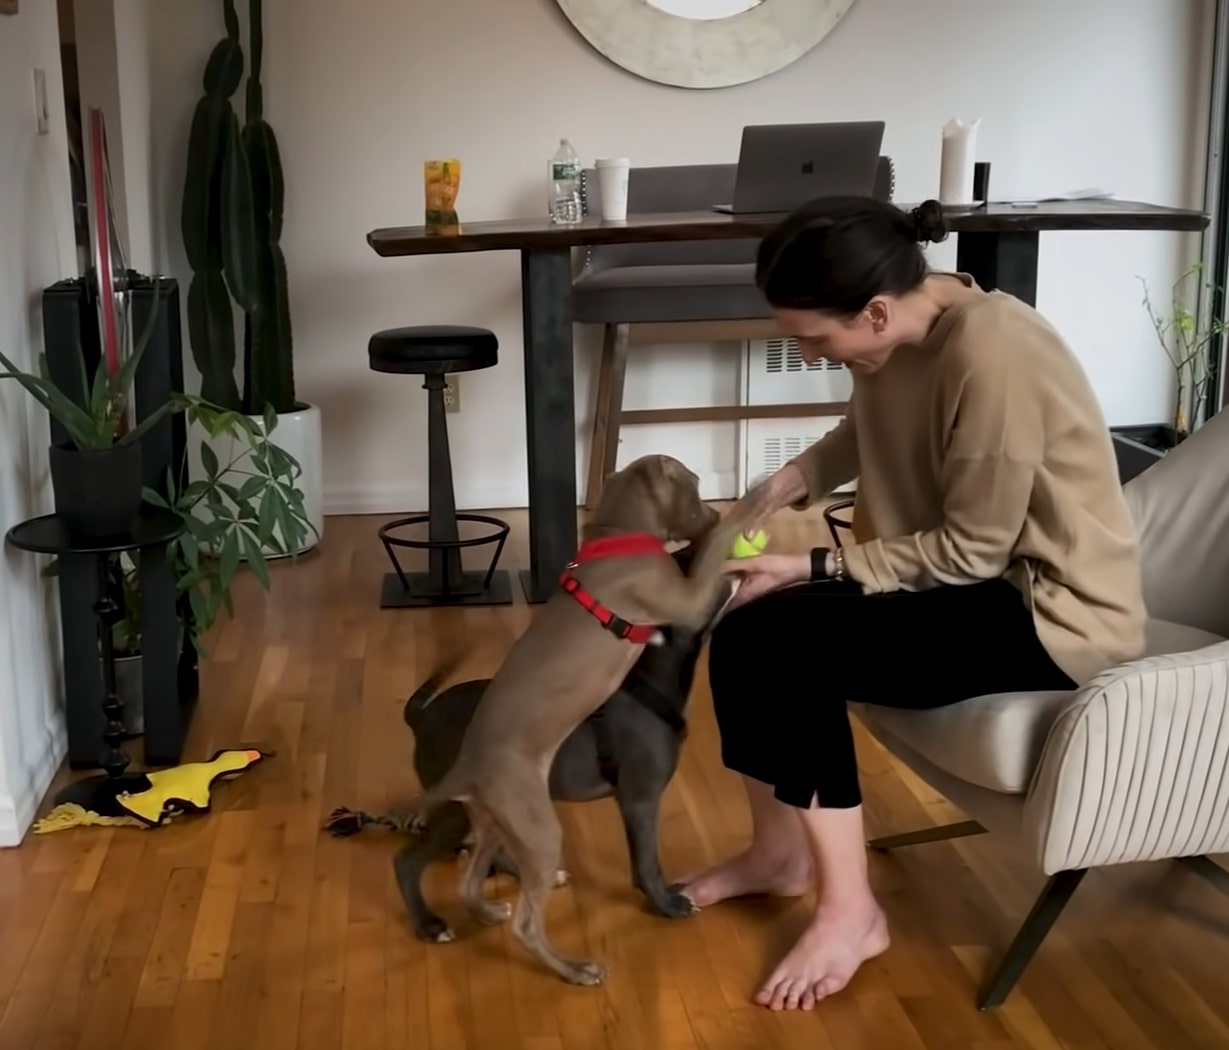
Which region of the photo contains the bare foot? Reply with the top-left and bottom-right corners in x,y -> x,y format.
678,846 -> 813,908
756,898 -> 889,1011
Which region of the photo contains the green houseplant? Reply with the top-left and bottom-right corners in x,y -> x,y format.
0,302 -> 173,536
1140,262 -> 1229,448
181,0 -> 322,554
2,310 -> 312,659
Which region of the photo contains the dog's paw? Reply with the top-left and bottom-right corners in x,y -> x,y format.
414,917 -> 456,943
563,961 -> 606,986
653,888 -> 700,919
662,881 -> 701,915
552,868 -> 571,888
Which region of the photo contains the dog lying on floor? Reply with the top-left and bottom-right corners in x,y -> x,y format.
396,543 -> 737,944
404,453 -> 769,985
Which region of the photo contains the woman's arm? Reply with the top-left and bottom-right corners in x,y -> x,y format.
781,406 -> 860,511
840,319 -> 1043,593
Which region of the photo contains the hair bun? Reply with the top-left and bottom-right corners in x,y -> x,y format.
909,200 -> 949,245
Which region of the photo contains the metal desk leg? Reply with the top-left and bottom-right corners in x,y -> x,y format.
518,246 -> 578,604
956,230 -> 1040,306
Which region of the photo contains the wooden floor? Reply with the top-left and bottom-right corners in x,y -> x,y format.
2,507 -> 1228,1050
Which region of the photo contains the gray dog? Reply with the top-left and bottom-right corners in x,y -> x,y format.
395,543 -> 735,945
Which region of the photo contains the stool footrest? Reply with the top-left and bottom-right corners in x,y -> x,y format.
378,512 -> 513,608
379,570 -> 514,608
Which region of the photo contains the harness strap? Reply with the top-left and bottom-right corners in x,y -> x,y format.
559,531 -> 667,645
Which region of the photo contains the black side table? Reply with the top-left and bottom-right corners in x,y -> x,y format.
6,507 -> 186,809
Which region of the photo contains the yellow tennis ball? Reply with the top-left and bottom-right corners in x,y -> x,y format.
730,529 -> 769,559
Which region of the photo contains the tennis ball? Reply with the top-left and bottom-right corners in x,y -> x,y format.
729,529 -> 769,559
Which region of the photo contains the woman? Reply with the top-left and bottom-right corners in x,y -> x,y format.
682,196 -> 1147,1011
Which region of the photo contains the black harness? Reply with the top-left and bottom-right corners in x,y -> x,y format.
586,679 -> 688,786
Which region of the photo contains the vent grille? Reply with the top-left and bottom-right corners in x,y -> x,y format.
762,434 -> 825,475
764,338 -> 842,374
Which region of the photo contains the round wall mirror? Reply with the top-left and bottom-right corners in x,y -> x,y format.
555,0 -> 857,89
643,0 -> 762,20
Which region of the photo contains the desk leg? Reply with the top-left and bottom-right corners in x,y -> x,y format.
519,246 -> 578,604
956,231 -> 1040,306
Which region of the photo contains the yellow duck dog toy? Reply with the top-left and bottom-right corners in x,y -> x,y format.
34,749 -> 268,834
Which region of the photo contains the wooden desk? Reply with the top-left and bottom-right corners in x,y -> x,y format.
368,200 -> 1208,603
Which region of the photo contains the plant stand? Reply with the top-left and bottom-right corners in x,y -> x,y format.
6,508 -> 192,780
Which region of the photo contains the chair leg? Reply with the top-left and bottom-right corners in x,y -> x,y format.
868,819 -> 987,852
1177,855 -> 1229,895
584,323 -> 629,509
977,869 -> 1086,1010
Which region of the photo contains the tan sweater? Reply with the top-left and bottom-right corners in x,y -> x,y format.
790,280 -> 1147,685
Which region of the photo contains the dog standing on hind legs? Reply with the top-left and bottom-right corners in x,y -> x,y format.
394,540 -> 736,945
405,454 -> 771,985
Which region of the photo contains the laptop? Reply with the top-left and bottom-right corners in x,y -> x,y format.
712,121 -> 886,215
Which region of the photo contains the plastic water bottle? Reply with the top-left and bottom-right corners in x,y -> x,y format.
549,138 -> 582,225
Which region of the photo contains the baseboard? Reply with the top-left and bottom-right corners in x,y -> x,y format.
0,720 -> 66,847
324,470 -> 737,516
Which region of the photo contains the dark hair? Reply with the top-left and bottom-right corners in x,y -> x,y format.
755,197 -> 949,315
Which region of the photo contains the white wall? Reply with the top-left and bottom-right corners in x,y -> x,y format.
139,0 -> 1210,513
0,0 -> 78,844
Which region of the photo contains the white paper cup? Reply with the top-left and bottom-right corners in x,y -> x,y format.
595,158 -> 631,221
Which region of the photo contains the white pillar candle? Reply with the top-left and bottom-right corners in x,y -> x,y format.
939,118 -> 981,206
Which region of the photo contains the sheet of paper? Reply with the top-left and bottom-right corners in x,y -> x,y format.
989,186 -> 1114,204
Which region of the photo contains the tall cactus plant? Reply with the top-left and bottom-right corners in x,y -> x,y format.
181,0 -> 296,416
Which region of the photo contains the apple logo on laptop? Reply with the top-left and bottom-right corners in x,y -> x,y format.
801,161 -> 815,174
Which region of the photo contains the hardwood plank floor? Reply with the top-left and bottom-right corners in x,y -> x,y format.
2,505 -> 1227,1049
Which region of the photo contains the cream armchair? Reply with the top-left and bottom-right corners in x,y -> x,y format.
844,408 -> 1229,1010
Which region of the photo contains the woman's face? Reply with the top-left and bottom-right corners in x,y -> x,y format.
774,302 -> 896,372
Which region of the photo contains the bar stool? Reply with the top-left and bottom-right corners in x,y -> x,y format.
368,325 -> 513,608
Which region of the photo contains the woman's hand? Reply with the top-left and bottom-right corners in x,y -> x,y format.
740,463 -> 808,539
722,552 -> 811,609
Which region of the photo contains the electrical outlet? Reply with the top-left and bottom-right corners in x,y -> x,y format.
443,375 -> 460,413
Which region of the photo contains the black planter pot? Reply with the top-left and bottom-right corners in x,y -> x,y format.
48,441 -> 144,537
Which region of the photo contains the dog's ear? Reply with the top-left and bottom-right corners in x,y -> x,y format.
638,455 -> 677,504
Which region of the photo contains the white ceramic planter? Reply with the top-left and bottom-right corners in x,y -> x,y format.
190,402 -> 324,557
261,403 -> 324,555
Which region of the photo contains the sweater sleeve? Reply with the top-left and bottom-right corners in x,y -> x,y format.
841,312 -> 1043,593
785,406 -> 860,510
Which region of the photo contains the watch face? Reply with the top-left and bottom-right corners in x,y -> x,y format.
85,107 -> 132,433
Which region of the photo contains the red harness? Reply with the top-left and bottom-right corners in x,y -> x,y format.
559,532 -> 666,644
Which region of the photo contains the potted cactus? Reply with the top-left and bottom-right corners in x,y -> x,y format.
180,0 -> 322,555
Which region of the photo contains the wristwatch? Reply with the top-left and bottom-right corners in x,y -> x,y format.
809,545 -> 847,582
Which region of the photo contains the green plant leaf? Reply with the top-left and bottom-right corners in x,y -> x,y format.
117,401 -> 178,448
0,349 -> 105,449
218,534 -> 241,593
141,485 -> 171,510
201,440 -> 220,479
241,529 -> 271,589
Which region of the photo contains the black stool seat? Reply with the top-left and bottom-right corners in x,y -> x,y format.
368,325 -> 498,375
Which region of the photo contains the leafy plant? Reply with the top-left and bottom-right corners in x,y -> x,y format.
40,404 -> 312,657
0,285 -> 168,450
182,0 -> 295,417
4,289 -> 312,656
145,399 -> 311,652
1140,262 -> 1229,439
